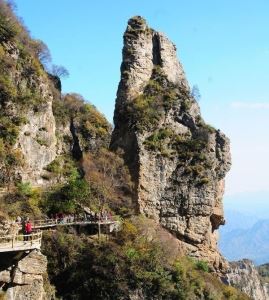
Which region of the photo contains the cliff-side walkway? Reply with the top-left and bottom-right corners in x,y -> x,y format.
0,231 -> 42,253
28,218 -> 119,231
0,219 -> 119,253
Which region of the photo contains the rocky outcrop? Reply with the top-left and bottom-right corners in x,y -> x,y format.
225,260 -> 269,300
16,100 -> 57,186
0,38 -> 57,186
111,16 -> 231,271
0,215 -> 47,299
0,250 -> 48,300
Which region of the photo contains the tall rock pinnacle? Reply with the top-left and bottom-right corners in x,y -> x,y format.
111,16 -> 231,271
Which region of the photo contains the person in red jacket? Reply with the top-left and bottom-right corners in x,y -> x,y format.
25,220 -> 32,240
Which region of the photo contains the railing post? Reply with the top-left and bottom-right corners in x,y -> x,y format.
98,222 -> 101,240
12,235 -> 14,248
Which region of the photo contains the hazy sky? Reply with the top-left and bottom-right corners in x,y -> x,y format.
14,0 -> 269,213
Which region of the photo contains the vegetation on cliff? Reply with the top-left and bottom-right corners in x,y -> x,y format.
125,66 -> 183,131
0,0 -> 53,185
42,217 -> 249,300
121,56 -> 218,186
0,146 -> 134,221
53,93 -> 111,151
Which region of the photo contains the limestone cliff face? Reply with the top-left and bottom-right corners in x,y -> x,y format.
225,260 -> 269,300
0,39 -> 57,186
15,94 -> 57,186
0,250 -> 48,300
111,16 -> 231,270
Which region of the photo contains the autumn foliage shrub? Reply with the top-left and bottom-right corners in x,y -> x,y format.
82,148 -> 135,216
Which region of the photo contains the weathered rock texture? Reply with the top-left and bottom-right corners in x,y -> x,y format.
225,260 -> 269,300
111,16 -> 231,270
0,38 -> 57,186
0,250 -> 47,300
16,96 -> 57,186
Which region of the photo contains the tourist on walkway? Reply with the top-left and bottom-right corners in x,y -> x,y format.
25,220 -> 32,241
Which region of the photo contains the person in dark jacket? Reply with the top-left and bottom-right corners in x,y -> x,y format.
22,218 -> 27,241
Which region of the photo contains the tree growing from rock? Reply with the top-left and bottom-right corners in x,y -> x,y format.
191,84 -> 201,102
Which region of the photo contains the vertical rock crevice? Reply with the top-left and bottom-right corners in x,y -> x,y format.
70,118 -> 83,160
152,33 -> 162,67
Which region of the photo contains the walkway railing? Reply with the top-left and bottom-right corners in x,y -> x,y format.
28,218 -> 118,229
0,231 -> 42,253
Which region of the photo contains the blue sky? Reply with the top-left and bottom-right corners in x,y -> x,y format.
14,0 -> 269,215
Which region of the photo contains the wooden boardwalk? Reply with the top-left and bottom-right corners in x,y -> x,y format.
0,218 -> 120,253
30,218 -> 118,230
0,231 -> 42,253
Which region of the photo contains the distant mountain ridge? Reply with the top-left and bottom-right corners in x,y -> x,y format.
220,210 -> 269,264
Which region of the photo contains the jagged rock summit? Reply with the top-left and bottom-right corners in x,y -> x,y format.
111,16 -> 232,270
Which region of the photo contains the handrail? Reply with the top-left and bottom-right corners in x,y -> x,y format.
0,231 -> 42,251
18,218 -> 118,229
0,217 -> 120,253
0,231 -> 42,240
